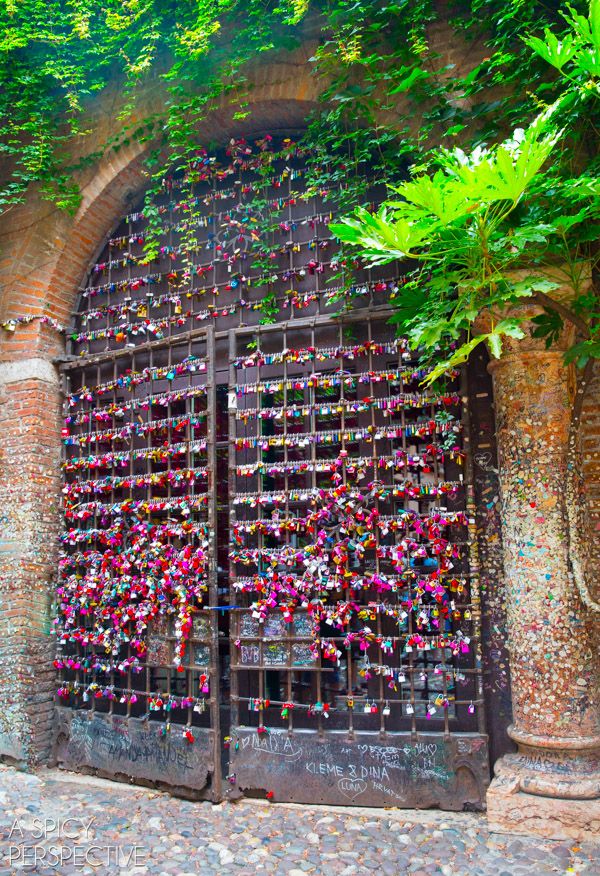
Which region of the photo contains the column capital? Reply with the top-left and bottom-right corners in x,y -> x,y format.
0,357 -> 59,386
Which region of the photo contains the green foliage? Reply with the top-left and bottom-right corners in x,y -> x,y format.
0,0 -> 587,218
524,0 -> 600,84
257,290 -> 280,324
332,1 -> 600,383
0,0 -> 310,212
0,0 -> 597,380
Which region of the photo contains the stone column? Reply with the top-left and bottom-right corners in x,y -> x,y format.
481,305 -> 600,840
0,350 -> 62,767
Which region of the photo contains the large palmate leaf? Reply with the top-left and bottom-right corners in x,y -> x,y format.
331,206 -> 431,262
524,32 -> 578,71
526,0 -> 600,81
387,172 -> 472,224
441,116 -> 562,205
576,48 -> 600,76
332,108 -> 562,277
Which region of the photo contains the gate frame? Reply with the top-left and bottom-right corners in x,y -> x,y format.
225,308 -> 490,809
55,326 -> 223,800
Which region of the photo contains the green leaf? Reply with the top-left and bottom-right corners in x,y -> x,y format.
592,0 -> 600,50
331,206 -> 429,262
493,318 -> 526,339
394,172 -> 470,223
422,335 -> 488,385
531,308 -> 564,347
523,32 -> 577,71
565,340 -> 600,365
574,49 -> 600,76
388,67 -> 430,93
549,209 -> 593,232
486,332 -> 503,358
445,124 -> 466,136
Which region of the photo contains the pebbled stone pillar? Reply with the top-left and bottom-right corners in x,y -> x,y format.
481,304 -> 600,840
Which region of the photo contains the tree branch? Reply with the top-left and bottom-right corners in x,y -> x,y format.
533,289 -> 590,338
572,357 -> 594,430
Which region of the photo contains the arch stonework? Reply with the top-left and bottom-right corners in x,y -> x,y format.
0,45 -> 320,766
0,39 -> 322,358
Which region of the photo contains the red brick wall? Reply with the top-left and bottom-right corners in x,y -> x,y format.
0,371 -> 61,764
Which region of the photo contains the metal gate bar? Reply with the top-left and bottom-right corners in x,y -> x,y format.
53,134 -> 492,805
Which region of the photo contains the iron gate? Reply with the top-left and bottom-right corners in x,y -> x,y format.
55,329 -> 222,798
53,135 -> 490,807
227,315 -> 489,808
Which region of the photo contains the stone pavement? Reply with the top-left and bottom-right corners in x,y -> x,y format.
0,766 -> 598,875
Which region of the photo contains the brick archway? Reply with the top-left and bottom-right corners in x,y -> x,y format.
0,41 -> 321,359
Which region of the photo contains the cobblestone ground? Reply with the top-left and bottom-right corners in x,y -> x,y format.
0,766 -> 598,875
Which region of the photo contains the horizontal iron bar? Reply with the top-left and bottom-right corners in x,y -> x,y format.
57,326 -> 213,372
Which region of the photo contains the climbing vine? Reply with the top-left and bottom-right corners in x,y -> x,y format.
0,1 -> 589,222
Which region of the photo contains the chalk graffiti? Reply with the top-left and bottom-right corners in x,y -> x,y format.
338,777 -> 367,800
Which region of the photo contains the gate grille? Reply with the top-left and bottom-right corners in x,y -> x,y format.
54,134 -> 489,806
227,315 -> 488,808
55,330 -> 221,797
